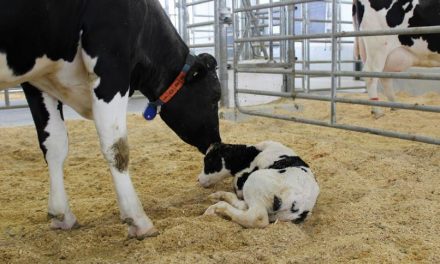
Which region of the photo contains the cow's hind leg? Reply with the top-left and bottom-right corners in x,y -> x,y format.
380,78 -> 397,110
361,37 -> 390,118
365,77 -> 384,118
22,83 -> 79,230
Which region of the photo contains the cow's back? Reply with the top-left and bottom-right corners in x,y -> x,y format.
397,0 -> 440,55
0,0 -> 89,77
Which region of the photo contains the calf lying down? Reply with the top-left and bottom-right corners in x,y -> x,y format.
198,141 -> 319,228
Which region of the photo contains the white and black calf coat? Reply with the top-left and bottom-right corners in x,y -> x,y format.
199,141 -> 319,228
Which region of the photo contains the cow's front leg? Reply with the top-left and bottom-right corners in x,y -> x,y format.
22,83 -> 78,230
91,90 -> 158,239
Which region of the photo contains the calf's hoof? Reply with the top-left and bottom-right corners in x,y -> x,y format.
203,205 -> 218,216
208,191 -> 227,202
204,201 -> 229,216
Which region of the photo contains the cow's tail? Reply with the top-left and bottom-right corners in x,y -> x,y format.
352,0 -> 365,63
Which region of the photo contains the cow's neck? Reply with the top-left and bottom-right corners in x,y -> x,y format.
133,0 -> 189,102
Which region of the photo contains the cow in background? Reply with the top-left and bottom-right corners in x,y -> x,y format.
353,0 -> 440,118
0,0 -> 221,239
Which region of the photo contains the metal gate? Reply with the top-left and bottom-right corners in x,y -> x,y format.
178,0 -> 232,106
0,88 -> 27,110
232,0 -> 440,145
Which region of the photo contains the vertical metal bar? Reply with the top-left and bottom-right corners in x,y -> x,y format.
179,0 -> 188,43
233,0 -> 240,109
337,0 -> 342,91
301,3 -> 305,92
286,4 -> 296,93
280,6 -> 286,63
215,0 -> 230,107
164,0 -> 170,16
330,0 -> 337,124
281,5 -> 288,91
4,89 -> 10,107
303,3 -> 310,93
268,0 -> 274,61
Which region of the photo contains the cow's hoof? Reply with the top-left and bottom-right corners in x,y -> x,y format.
371,111 -> 385,119
48,212 -> 80,230
128,226 -> 159,240
124,217 -> 159,240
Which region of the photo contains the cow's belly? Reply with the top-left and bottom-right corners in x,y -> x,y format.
0,54 -> 57,90
1,48 -> 94,119
30,49 -> 94,119
384,39 -> 440,72
405,39 -> 440,67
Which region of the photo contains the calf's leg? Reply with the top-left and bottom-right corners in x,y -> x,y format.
208,191 -> 248,210
204,201 -> 268,228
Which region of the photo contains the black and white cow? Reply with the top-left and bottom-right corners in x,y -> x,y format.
198,141 -> 319,228
0,0 -> 221,239
353,0 -> 440,117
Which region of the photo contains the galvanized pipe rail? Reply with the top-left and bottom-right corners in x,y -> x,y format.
236,88 -> 440,113
235,25 -> 440,43
232,0 -> 440,145
1,88 -> 28,110
178,0 -> 230,106
237,67 -> 440,81
236,108 -> 440,145
185,0 -> 212,7
187,21 -> 215,28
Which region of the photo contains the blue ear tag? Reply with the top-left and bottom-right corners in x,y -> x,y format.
143,103 -> 158,121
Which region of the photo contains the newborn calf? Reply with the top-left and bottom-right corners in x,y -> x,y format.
198,141 -> 319,228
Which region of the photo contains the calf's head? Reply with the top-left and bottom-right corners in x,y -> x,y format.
198,143 -> 261,187
160,53 -> 221,153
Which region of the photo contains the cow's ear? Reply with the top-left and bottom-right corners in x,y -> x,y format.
128,85 -> 135,97
185,53 -> 217,83
198,53 -> 217,71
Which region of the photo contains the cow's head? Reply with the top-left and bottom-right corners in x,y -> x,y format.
160,53 -> 221,153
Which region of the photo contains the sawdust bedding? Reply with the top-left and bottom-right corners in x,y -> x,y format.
0,92 -> 439,263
